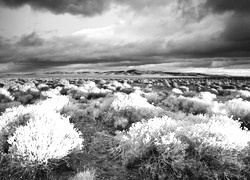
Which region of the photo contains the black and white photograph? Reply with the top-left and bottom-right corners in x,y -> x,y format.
1,0 -> 250,179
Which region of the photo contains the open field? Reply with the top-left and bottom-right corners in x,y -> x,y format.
1,72 -> 250,180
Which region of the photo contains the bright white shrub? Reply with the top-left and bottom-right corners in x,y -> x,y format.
237,90 -> 250,99
123,82 -> 131,89
225,98 -> 250,128
110,92 -> 159,111
199,91 -> 216,102
210,101 -> 227,115
110,80 -> 123,89
37,83 -> 49,90
7,110 -> 83,165
79,81 -> 111,94
226,98 -> 250,116
41,88 -> 61,98
143,91 -> 163,104
19,82 -> 38,92
69,169 -> 96,180
116,114 -> 250,162
185,115 -> 250,150
172,88 -> 183,95
0,95 -> 69,134
79,81 -> 97,93
0,88 -> 14,101
38,95 -> 69,112
163,94 -> 225,116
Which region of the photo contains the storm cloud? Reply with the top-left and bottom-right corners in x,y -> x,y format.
0,0 -> 250,74
0,0 -> 112,16
205,0 -> 250,14
17,32 -> 44,47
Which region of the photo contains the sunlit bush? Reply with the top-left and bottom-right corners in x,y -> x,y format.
0,96 -> 69,152
114,115 -> 250,179
41,88 -> 61,98
0,88 -> 14,102
161,95 -> 211,115
143,91 -> 166,105
198,91 -> 216,102
0,101 -> 21,115
0,95 -> 83,179
172,88 -> 183,95
237,90 -> 250,100
7,110 -> 83,165
110,92 -> 157,111
161,93 -> 224,116
19,82 -> 38,92
69,168 -> 96,180
225,98 -> 250,129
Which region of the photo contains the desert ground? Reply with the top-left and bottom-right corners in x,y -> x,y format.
1,70 -> 250,180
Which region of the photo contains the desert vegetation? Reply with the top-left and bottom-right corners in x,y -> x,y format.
1,76 -> 250,179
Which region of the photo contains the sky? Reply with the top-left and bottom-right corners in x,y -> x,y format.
0,0 -> 250,76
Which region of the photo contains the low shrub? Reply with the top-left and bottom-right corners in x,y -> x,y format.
172,88 -> 183,95
95,92 -> 164,130
225,98 -> 250,129
103,107 -> 165,130
110,92 -> 157,111
182,91 -> 197,98
119,88 -> 135,94
0,96 -> 70,152
161,95 -> 212,115
87,92 -> 107,100
237,90 -> 250,101
114,115 -> 250,179
198,91 -> 216,102
12,90 -> 42,105
0,101 -> 21,115
0,88 -> 14,100
0,94 -> 13,103
161,93 -> 223,116
17,94 -> 34,104
0,88 -> 14,103
142,91 -> 166,105
0,106 -> 83,179
69,168 -> 96,180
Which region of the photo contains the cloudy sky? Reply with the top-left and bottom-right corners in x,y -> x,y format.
0,0 -> 250,75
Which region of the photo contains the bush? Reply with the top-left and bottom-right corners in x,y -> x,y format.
17,94 -> 34,104
172,88 -> 183,95
12,90 -> 42,105
161,95 -> 212,115
103,107 -> 165,130
237,90 -> 250,101
69,168 -> 96,180
182,91 -> 197,98
0,106 -> 83,179
161,93 -> 223,116
119,88 -> 135,95
0,101 -> 21,115
142,91 -> 165,105
110,92 -> 157,111
95,92 -> 164,130
87,92 -> 107,100
0,96 -> 70,153
0,88 -> 14,103
225,98 -> 250,129
198,91 -> 216,101
114,115 -> 250,179
7,111 -> 83,165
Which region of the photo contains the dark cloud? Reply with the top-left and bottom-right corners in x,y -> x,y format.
205,0 -> 250,14
0,0 -> 112,16
221,14 -> 250,53
0,0 -> 205,17
17,32 -> 44,47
